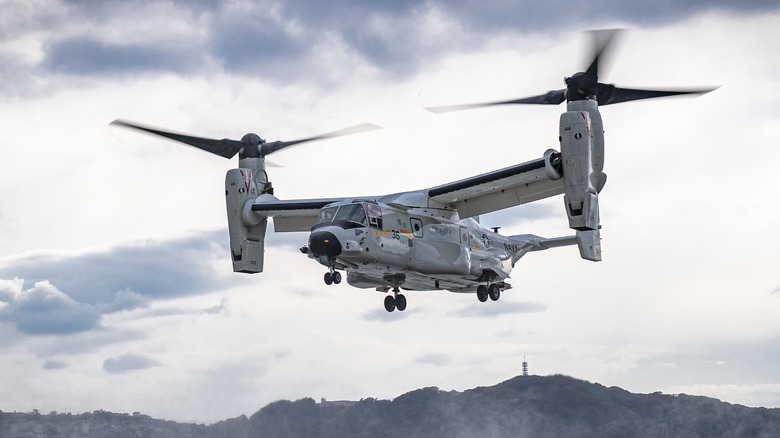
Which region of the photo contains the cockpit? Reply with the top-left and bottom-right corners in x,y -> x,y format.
315,201 -> 382,229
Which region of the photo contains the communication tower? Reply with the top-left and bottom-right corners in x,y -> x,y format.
522,357 -> 528,376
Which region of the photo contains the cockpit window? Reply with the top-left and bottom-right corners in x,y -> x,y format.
333,204 -> 367,225
317,206 -> 339,224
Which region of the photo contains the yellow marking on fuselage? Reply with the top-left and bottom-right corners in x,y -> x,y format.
472,244 -> 481,249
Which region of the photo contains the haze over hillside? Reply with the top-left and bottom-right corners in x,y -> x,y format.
4,375 -> 780,438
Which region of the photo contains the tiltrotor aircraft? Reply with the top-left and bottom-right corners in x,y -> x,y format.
113,30 -> 713,312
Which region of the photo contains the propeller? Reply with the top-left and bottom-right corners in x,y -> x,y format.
425,29 -> 716,113
110,119 -> 381,159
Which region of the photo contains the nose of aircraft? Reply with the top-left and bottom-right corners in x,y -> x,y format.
308,230 -> 342,259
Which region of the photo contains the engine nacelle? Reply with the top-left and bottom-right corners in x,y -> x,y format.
225,167 -> 267,273
559,104 -> 599,231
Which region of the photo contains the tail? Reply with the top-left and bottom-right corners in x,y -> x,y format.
510,229 -> 601,262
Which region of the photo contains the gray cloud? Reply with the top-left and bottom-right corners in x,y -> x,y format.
0,281 -> 102,335
0,229 -> 239,335
453,301 -> 547,318
103,352 -> 158,374
11,0 -> 776,88
43,359 -> 69,370
43,36 -> 202,75
1,229 -> 229,306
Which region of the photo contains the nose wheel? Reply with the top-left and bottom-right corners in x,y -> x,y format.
323,271 -> 342,285
323,265 -> 341,285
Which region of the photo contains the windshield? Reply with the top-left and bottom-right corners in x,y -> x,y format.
333,204 -> 367,225
316,206 -> 339,224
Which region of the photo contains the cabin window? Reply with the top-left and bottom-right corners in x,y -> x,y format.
410,218 -> 423,238
365,203 -> 383,229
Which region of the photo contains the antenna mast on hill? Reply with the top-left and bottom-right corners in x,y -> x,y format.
522,357 -> 529,376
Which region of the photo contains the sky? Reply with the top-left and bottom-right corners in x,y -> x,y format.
1,0 -> 780,424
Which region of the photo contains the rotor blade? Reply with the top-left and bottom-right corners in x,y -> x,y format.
425,89 -> 566,113
596,85 -> 718,105
111,119 -> 244,159
260,123 -> 381,156
583,29 -> 624,84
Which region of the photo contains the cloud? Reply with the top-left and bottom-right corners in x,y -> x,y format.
43,359 -> 69,370
0,229 -> 238,335
43,36 -> 201,75
103,352 -> 159,374
452,301 -> 547,318
0,229 -> 230,306
16,0 -> 778,88
0,280 -> 102,335
416,352 -> 452,366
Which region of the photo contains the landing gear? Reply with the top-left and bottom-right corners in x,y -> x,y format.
323,268 -> 341,285
476,283 -> 501,302
383,290 -> 407,312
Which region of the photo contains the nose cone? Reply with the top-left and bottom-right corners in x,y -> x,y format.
308,230 -> 342,259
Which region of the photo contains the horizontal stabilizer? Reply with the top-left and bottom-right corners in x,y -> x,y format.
510,229 -> 601,262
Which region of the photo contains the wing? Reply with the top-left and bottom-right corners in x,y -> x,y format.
426,157 -> 564,219
249,156 -> 562,231
251,196 -> 344,232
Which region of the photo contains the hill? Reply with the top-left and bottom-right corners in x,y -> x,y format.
4,375 -> 780,437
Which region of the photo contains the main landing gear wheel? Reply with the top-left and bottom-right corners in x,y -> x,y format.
488,284 -> 501,301
395,294 -> 407,311
383,294 -> 407,312
476,285 -> 488,302
384,295 -> 396,312
323,271 -> 342,285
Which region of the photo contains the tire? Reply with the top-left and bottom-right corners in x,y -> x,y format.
333,271 -> 342,284
488,284 -> 500,301
477,285 -> 488,302
384,295 -> 396,312
395,294 -> 407,311
324,272 -> 333,285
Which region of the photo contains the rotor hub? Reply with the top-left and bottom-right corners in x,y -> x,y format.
239,133 -> 264,159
